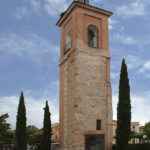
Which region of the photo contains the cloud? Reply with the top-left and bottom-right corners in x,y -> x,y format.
14,0 -> 43,19
116,0 -> 146,17
14,0 -> 68,19
113,33 -> 137,45
14,7 -> 30,20
0,33 -> 58,64
126,55 -> 143,70
139,61 -> 150,74
1,91 -> 149,129
111,72 -> 119,80
0,94 -> 59,129
30,0 -> 42,14
44,0 -> 68,16
109,18 -> 119,30
113,94 -> 150,125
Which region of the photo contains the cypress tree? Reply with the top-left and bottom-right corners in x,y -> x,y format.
39,101 -> 52,150
15,92 -> 27,150
116,59 -> 131,150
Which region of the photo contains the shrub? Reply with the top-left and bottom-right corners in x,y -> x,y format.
113,144 -> 150,150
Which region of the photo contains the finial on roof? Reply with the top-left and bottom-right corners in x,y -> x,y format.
75,0 -> 89,4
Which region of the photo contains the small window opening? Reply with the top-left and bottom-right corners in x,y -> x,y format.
88,25 -> 98,48
65,32 -> 72,52
96,120 -> 101,130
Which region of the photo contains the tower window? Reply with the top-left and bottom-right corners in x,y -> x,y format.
88,25 -> 98,48
96,120 -> 101,130
65,32 -> 72,52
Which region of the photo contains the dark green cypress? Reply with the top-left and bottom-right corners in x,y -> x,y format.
15,92 -> 27,150
116,59 -> 131,150
39,101 -> 52,150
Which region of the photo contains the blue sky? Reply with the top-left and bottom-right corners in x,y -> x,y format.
0,0 -> 150,128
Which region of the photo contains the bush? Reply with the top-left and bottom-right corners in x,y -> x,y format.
113,144 -> 150,150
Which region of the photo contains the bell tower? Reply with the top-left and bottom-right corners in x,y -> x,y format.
57,1 -> 113,150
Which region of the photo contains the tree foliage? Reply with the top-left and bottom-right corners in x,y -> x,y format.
143,122 -> 150,139
116,59 -> 131,150
27,125 -> 41,145
0,114 -> 14,144
15,92 -> 27,150
39,101 -> 52,150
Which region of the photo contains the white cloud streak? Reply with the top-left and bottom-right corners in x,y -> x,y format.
44,0 -> 68,16
0,94 -> 59,129
113,94 -> 150,125
109,18 -> 119,30
113,33 -> 137,45
126,55 -> 143,70
0,33 -> 58,64
139,61 -> 150,72
14,7 -> 29,20
116,0 -> 146,17
1,91 -> 149,128
14,0 -> 68,19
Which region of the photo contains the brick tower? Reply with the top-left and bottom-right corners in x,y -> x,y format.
57,1 -> 113,150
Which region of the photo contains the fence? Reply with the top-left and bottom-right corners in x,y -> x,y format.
0,144 -> 14,150
0,143 -> 60,150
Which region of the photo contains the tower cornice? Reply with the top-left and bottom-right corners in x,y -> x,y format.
56,1 -> 113,27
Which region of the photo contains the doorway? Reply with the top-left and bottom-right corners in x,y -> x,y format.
85,134 -> 105,150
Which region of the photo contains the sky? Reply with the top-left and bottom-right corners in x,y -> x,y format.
0,0 -> 150,128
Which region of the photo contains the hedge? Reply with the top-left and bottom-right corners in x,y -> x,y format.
112,144 -> 150,150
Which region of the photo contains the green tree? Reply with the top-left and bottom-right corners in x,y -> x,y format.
26,125 -> 41,150
27,125 -> 41,144
27,125 -> 39,141
129,131 -> 144,144
15,92 -> 27,150
143,122 -> 150,139
116,59 -> 131,150
39,101 -> 52,150
0,114 -> 14,144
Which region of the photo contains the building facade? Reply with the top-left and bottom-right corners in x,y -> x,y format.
57,1 -> 113,150
112,120 -> 140,144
